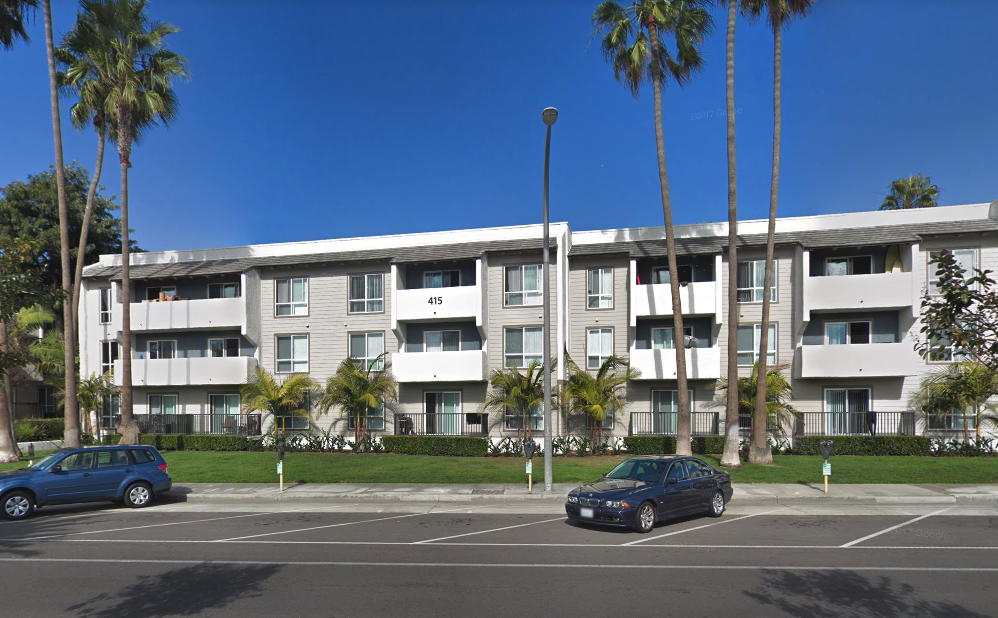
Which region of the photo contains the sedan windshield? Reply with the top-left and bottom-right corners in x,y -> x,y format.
606,460 -> 665,483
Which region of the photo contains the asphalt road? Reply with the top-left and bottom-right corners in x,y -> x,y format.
1,500 -> 996,618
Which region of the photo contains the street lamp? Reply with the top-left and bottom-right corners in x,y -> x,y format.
542,107 -> 557,492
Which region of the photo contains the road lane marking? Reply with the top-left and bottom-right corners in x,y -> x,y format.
839,508 -> 953,548
413,518 -> 564,544
1,512 -> 280,542
622,508 -> 783,546
213,507 -> 471,541
1,557 -> 997,572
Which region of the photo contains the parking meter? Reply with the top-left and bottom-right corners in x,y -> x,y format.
523,440 -> 536,460
277,440 -> 286,462
27,443 -> 34,466
819,440 -> 833,493
276,440 -> 286,492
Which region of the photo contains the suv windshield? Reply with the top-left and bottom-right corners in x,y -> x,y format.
28,452 -> 65,471
606,459 -> 665,483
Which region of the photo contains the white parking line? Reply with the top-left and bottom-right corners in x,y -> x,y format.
413,518 -> 564,544
214,507 -> 471,542
839,508 -> 953,548
2,512 -> 279,542
622,509 -> 783,546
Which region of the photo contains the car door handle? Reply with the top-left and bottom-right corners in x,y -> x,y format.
125,469 -> 134,473
83,473 -> 93,477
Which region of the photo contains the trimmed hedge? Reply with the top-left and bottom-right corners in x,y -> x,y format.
15,418 -> 64,441
793,436 -> 931,456
622,436 -> 677,455
141,434 -> 263,451
382,436 -> 489,457
692,436 -> 726,455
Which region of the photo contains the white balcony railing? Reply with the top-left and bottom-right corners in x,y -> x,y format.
798,343 -> 920,378
803,272 -> 914,318
113,356 -> 258,387
631,281 -> 718,323
395,285 -> 482,323
628,347 -> 721,381
391,350 -> 487,382
122,297 -> 246,332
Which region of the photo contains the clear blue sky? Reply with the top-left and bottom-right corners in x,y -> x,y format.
2,0 -> 996,253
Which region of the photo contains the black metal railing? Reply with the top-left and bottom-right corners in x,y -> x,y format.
394,412 -> 488,436
794,411 -> 915,436
630,412 -> 724,436
123,413 -> 263,436
12,403 -> 61,419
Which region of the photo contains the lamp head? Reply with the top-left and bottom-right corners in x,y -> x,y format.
542,107 -> 558,126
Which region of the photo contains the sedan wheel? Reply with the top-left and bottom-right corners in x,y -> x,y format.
707,491 -> 725,518
634,502 -> 655,533
124,483 -> 153,508
2,491 -> 34,521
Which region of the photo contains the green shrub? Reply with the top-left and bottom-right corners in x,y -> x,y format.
622,436 -> 677,455
793,436 -> 931,456
139,434 -> 259,452
14,418 -> 64,442
381,436 -> 488,456
692,436 -> 726,455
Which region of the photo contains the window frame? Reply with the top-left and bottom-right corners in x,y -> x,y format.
824,255 -> 873,277
148,393 -> 179,415
147,339 -> 178,360
650,389 -> 694,435
824,321 -> 872,345
927,406 -> 977,431
208,337 -> 240,358
99,288 -> 112,324
275,334 -> 309,373
927,248 -> 978,295
504,326 -> 543,368
208,282 -> 241,299
146,286 -> 177,301
651,326 -> 695,350
651,264 -> 694,285
422,391 -> 462,435
586,327 -> 614,369
347,399 -> 385,432
926,334 -> 970,363
423,329 -> 461,353
348,272 -> 385,314
100,340 -> 119,375
504,401 -> 543,431
350,331 -> 386,371
736,323 -> 777,367
736,259 -> 778,303
424,269 -> 461,289
275,277 -> 309,317
586,267 -> 614,309
504,264 -> 543,307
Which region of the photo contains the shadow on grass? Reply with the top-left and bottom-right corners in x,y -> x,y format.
66,563 -> 282,618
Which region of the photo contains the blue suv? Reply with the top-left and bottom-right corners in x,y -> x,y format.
0,446 -> 172,520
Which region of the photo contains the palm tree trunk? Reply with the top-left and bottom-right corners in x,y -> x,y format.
0,322 -> 19,463
751,18 -> 783,466
71,135 -> 107,344
117,121 -> 140,444
720,0 -> 741,467
44,0 -> 81,449
646,21 -> 691,457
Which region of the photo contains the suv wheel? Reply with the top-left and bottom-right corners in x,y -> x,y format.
124,482 -> 153,508
2,491 -> 34,520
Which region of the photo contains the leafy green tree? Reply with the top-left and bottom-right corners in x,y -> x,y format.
0,0 -> 36,50
741,0 -> 815,465
910,362 -> 998,443
65,0 -> 188,443
241,366 -> 318,437
592,0 -> 712,456
320,356 -> 397,450
70,372 -> 117,442
562,354 -> 639,444
879,174 -> 940,210
482,361 -> 548,441
712,362 -> 799,440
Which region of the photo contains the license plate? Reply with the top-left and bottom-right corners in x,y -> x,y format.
580,507 -> 594,518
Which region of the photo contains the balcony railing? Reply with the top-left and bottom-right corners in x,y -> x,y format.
391,350 -> 487,382
803,272 -> 914,316
100,413 -> 263,436
630,412 -> 725,436
794,411 -> 916,436
114,356 -> 258,387
126,296 -> 246,332
632,280 -> 718,320
799,343 -> 919,378
393,412 -> 488,436
628,347 -> 721,380
12,403 -> 61,420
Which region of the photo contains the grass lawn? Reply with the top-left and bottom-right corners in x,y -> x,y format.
2,451 -> 997,484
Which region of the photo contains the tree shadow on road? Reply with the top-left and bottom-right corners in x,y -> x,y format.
743,569 -> 989,618
65,563 -> 282,618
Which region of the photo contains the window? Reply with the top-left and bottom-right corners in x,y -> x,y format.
347,399 -> 385,432
424,330 -> 460,352
825,256 -> 872,276
60,451 -> 95,471
651,390 -> 693,435
275,278 -> 308,316
100,341 -> 119,375
209,338 -> 240,358
505,264 -> 542,306
148,394 -> 178,416
100,394 -> 120,431
276,335 -> 309,373
685,459 -> 710,478
208,282 -> 241,298
587,268 -> 613,309
928,249 -> 977,295
651,326 -> 694,350
350,332 -> 385,371
586,409 -> 614,430
275,392 -> 310,431
587,328 -> 613,369
146,286 -> 177,301
505,402 -> 543,431
737,260 -> 777,303
349,273 -> 384,313
736,324 -> 777,366
927,335 -> 969,363
148,340 -> 177,360
424,392 -> 461,435
652,264 -> 693,285
99,288 -> 112,323
97,449 -> 129,468
209,394 -> 240,434
823,388 -> 870,435
37,386 -> 57,417
666,461 -> 689,482
425,270 -> 460,288
825,321 -> 871,345
928,407 -> 977,431
505,327 -> 543,368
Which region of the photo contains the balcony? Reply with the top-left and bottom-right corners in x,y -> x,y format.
628,347 -> 721,381
126,297 -> 246,332
798,343 -> 920,378
631,281 -> 718,323
113,356 -> 258,387
803,272 -> 914,318
395,285 -> 482,323
393,412 -> 488,436
391,350 -> 488,382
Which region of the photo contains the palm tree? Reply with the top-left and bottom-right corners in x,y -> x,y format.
65,0 -> 188,443
70,372 -> 117,442
563,354 -> 639,444
482,362 -> 547,441
910,362 -> 998,443
241,366 -> 319,437
879,174 -> 940,210
0,0 -> 35,50
42,0 -> 81,448
592,0 -> 712,456
320,355 -> 398,451
741,0 -> 815,465
712,362 -> 799,439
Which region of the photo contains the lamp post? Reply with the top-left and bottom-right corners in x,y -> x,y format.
542,107 -> 558,492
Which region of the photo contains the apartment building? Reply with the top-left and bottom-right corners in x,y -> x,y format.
78,202 -> 998,443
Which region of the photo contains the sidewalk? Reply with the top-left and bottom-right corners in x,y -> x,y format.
169,482 -> 998,505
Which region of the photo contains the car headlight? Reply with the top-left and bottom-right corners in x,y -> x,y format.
567,495 -> 579,504
601,500 -> 631,509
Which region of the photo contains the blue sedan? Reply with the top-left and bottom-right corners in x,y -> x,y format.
565,455 -> 733,533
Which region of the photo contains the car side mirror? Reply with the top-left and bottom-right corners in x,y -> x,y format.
666,477 -> 678,485
602,472 -> 608,478
48,465 -> 62,473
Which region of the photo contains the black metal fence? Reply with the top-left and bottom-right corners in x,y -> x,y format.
629,411 -> 916,437
12,403 -> 60,420
393,412 -> 489,436
109,413 -> 265,436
